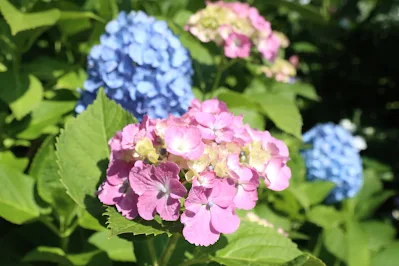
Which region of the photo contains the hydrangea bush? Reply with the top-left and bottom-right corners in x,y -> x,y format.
98,98 -> 291,246
301,123 -> 363,202
76,11 -> 194,120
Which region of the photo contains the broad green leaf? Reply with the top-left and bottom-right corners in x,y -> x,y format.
56,88 -> 135,210
291,42 -> 319,54
254,204 -> 291,231
0,163 -> 40,224
230,107 -> 265,130
105,207 -> 182,237
371,242 -> 399,266
0,0 -> 61,35
211,221 -> 302,265
78,209 -> 106,231
0,151 -> 28,171
89,231 -> 135,262
361,221 -> 395,252
290,83 -> 320,101
0,73 -> 43,120
0,62 -> 7,72
288,187 -> 310,211
346,218 -> 370,266
300,254 -> 326,266
323,227 -> 346,262
29,136 -> 76,222
59,11 -> 105,22
17,100 -> 75,140
307,206 -> 343,229
23,247 -> 72,266
298,181 -> 335,206
217,90 -> 260,110
55,70 -> 87,90
252,92 -> 302,139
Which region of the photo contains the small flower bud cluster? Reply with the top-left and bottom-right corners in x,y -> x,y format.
185,1 -> 280,61
98,98 -> 292,246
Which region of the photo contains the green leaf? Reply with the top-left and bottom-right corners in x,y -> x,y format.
361,221 -> 395,252
0,0 -> 61,35
23,247 -> 72,266
0,73 -> 43,120
17,100 -> 75,140
217,90 -> 259,110
298,181 -> 335,206
300,254 -> 326,266
346,218 -> 370,266
211,221 -> 302,265
307,206 -> 343,229
68,250 -> 112,266
290,83 -> 320,101
371,242 -> 399,266
78,209 -> 107,232
252,92 -> 302,139
55,70 -> 87,90
29,136 -> 76,221
0,163 -> 40,224
230,107 -> 265,130
323,227 -> 346,262
89,231 -> 135,262
105,207 -> 182,237
56,88 -> 135,210
0,151 -> 28,171
254,204 -> 291,231
291,42 -> 319,54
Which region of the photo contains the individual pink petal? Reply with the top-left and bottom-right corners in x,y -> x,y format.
153,162 -> 180,184
186,141 -> 205,160
184,186 -> 208,213
182,206 -> 220,246
165,125 -> 204,160
264,159 -> 291,191
156,196 -> 181,221
197,125 -> 216,140
129,163 -> 155,195
137,190 -> 158,220
210,205 -> 240,234
116,188 -> 139,220
195,112 -> 215,128
98,181 -> 123,205
201,99 -> 228,114
107,159 -> 133,185
214,112 -> 234,130
234,186 -> 258,210
192,171 -> 217,188
209,178 -> 236,208
168,178 -> 187,199
121,124 -> 140,149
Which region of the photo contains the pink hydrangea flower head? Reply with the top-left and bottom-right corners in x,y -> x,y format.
249,7 -> 271,35
192,170 -> 217,188
227,154 -> 259,210
165,125 -> 205,160
257,33 -> 280,61
224,32 -> 251,59
129,161 -> 187,221
181,178 -> 239,246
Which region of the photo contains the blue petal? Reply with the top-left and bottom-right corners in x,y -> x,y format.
128,43 -> 143,65
106,20 -> 120,34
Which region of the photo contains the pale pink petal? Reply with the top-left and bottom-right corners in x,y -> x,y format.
209,179 -> 236,208
186,141 -> 205,160
156,196 -> 180,221
185,186 -> 208,213
192,171 -> 217,188
234,186 -> 258,210
214,112 -> 233,130
265,159 -> 291,191
168,178 -> 187,199
116,188 -> 139,220
137,190 -> 159,220
121,124 -> 140,149
210,205 -> 240,234
241,169 -> 260,191
201,99 -> 228,114
195,112 -> 215,128
197,125 -> 216,140
182,206 -> 220,246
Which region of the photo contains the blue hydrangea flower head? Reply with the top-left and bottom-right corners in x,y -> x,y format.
301,123 -> 363,203
75,11 -> 194,120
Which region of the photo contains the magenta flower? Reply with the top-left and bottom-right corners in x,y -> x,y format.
249,8 -> 271,34
121,124 -> 146,150
227,154 -> 259,210
181,179 -> 240,246
195,112 -> 234,143
98,160 -> 138,220
264,158 -> 291,191
164,125 -> 205,160
224,32 -> 251,58
129,162 -> 187,221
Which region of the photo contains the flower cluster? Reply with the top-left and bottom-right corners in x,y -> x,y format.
260,58 -> 297,84
185,1 -> 280,60
98,98 -> 292,246
76,11 -> 194,120
301,123 -> 363,203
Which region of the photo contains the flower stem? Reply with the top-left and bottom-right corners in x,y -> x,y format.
158,233 -> 180,266
177,257 -> 211,266
211,55 -> 225,92
146,238 -> 159,266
